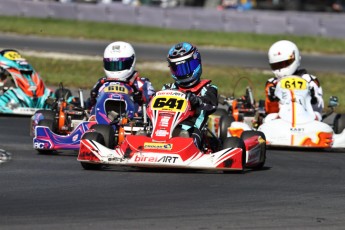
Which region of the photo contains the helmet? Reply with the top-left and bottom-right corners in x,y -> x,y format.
103,41 -> 136,81
0,49 -> 33,73
167,42 -> 202,88
268,40 -> 301,79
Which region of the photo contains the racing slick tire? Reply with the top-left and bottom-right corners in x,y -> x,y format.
241,130 -> 266,170
222,137 -> 246,173
80,132 -> 105,170
219,115 -> 235,142
36,119 -> 55,154
334,114 -> 345,134
35,109 -> 55,121
31,110 -> 56,136
90,124 -> 116,149
213,108 -> 228,117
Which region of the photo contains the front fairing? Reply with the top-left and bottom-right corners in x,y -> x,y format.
93,82 -> 136,125
0,87 -> 52,115
0,67 -> 53,114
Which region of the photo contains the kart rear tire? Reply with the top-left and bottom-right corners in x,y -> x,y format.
241,130 -> 266,170
80,131 -> 105,170
35,109 -> 55,120
219,115 -> 235,142
334,114 -> 345,134
36,119 -> 55,154
222,137 -> 246,173
90,124 -> 115,149
32,110 -> 56,136
213,108 -> 228,117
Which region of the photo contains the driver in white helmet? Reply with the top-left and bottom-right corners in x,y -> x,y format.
88,41 -> 155,113
265,40 -> 324,117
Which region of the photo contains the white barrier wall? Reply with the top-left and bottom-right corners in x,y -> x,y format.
1,0 -> 345,38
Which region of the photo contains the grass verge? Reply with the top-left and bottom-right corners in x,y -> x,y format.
1,16 -> 345,54
27,55 -> 345,113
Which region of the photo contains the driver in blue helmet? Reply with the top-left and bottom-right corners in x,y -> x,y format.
163,42 -> 218,150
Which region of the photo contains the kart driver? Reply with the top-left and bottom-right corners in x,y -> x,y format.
265,40 -> 324,117
163,42 -> 218,150
0,49 -> 29,95
88,41 -> 155,114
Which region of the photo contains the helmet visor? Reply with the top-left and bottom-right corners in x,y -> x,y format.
104,55 -> 134,71
169,58 -> 200,79
270,56 -> 295,71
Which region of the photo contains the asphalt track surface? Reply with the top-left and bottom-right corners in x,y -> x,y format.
1,116 -> 345,230
1,33 -> 345,73
1,34 -> 345,229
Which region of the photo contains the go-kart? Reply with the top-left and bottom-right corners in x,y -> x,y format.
0,49 -> 53,115
77,89 -> 267,172
244,75 -> 345,149
216,85 -> 266,141
32,81 -> 144,153
208,77 -> 265,142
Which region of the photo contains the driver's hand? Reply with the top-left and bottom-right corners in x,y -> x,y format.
187,92 -> 202,109
133,91 -> 143,105
268,86 -> 278,101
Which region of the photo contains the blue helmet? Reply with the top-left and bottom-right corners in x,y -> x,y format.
167,42 -> 202,88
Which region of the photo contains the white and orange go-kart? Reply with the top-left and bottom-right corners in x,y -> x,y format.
222,75 -> 345,149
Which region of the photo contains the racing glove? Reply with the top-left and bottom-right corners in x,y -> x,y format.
268,86 -> 278,102
310,87 -> 317,105
90,91 -> 97,107
133,91 -> 143,105
187,92 -> 202,109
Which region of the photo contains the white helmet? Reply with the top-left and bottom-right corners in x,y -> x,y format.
268,40 -> 301,79
103,41 -> 136,81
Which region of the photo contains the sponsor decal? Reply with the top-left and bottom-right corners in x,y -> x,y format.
29,86 -> 37,91
155,129 -> 168,137
290,127 -> 305,132
108,157 -> 125,162
33,141 -> 50,149
144,142 -> 173,150
72,134 -> 79,142
258,136 -> 266,144
156,91 -> 185,97
159,116 -> 170,127
134,154 -> 179,163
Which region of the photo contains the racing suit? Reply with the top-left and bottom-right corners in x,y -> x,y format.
265,69 -> 324,115
88,71 -> 155,114
162,79 -> 218,150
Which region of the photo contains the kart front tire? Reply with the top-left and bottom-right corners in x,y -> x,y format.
90,124 -> 115,149
222,137 -> 246,173
241,130 -> 266,170
35,109 -> 55,120
334,114 -> 345,134
80,131 -> 105,170
219,115 -> 235,141
213,108 -> 228,117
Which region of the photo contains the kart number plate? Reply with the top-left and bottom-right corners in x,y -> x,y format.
280,77 -> 307,90
3,51 -> 22,60
151,96 -> 187,112
104,85 -> 128,94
